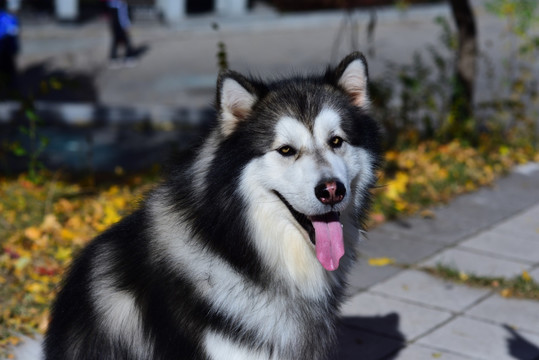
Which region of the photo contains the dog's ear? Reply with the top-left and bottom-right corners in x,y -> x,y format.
216,71 -> 258,137
333,52 -> 370,108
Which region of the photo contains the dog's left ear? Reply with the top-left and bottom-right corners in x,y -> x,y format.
333,52 -> 370,108
216,71 -> 258,137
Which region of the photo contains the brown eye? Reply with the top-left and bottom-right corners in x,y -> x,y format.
277,145 -> 296,157
329,136 -> 343,149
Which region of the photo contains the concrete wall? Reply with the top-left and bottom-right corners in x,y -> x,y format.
54,0 -> 79,21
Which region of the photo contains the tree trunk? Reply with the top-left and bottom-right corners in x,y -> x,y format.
448,0 -> 477,121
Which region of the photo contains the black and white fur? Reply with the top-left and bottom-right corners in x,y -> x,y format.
44,52 -> 382,360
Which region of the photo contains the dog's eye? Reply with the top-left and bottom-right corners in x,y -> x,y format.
329,136 -> 344,149
277,145 -> 297,157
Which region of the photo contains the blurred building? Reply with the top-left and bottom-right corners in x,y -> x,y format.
8,0 -> 249,23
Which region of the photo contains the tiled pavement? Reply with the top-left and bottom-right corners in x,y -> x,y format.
339,162 -> 539,359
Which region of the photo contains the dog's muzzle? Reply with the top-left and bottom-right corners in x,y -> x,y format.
273,190 -> 344,271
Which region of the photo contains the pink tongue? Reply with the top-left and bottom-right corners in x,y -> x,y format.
311,213 -> 344,271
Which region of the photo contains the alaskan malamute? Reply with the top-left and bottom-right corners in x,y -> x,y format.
44,52 -> 382,360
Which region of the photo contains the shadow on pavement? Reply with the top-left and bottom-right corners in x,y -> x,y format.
16,62 -> 98,102
338,313 -> 405,360
504,324 -> 539,360
132,43 -> 150,59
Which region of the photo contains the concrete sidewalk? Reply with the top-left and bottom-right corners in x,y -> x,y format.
9,164 -> 539,360
339,162 -> 539,360
14,0 -> 518,110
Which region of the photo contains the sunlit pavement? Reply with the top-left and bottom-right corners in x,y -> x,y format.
339,162 -> 539,359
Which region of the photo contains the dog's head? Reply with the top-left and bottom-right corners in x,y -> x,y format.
213,52 -> 382,272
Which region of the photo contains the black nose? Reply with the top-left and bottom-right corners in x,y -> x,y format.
314,180 -> 346,206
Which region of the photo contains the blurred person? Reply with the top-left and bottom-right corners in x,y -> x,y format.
0,0 -> 19,96
107,0 -> 136,68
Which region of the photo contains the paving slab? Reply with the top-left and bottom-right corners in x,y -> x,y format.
9,335 -> 42,360
498,165 -> 539,188
495,204 -> 539,243
530,267 -> 539,282
417,316 -> 539,360
514,162 -> 539,176
380,211 -> 479,246
369,269 -> 490,312
341,292 -> 452,340
392,343 -> 479,360
459,229 -> 539,264
346,258 -> 403,293
435,184 -> 531,230
421,248 -> 531,278
361,227 -> 444,265
370,169 -> 539,249
466,294 -> 539,335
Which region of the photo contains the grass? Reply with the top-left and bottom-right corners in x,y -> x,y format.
423,264 -> 539,300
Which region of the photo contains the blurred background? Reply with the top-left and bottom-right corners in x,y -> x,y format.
1,0 -> 537,174
1,0 -> 539,358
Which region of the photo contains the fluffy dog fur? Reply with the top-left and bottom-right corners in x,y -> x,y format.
44,52 -> 382,360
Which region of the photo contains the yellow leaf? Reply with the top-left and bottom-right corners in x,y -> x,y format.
107,185 -> 120,195
103,204 -> 121,226
24,226 -> 42,242
500,288 -> 512,298
459,272 -> 469,281
25,282 -> 47,294
420,209 -> 436,219
60,228 -> 76,241
65,214 -> 83,229
432,353 -> 442,358
112,196 -> 127,210
56,198 -> 74,213
34,294 -> 49,304
55,247 -> 73,262
387,172 -> 409,199
41,214 -> 61,231
522,271 -> 532,282
394,200 -> 407,212
368,257 -> 395,267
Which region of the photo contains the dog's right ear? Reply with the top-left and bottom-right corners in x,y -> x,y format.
216,71 -> 258,137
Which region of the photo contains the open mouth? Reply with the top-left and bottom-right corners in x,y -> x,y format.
273,191 -> 344,271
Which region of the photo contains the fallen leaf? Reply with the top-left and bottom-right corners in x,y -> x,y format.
420,209 -> 436,219
54,247 -> 72,262
24,227 -> 42,242
25,282 -> 47,294
368,257 -> 395,267
41,214 -> 61,232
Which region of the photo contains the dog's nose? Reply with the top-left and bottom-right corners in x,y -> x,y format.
314,180 -> 346,206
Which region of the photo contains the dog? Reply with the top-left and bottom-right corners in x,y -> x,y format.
44,52 -> 382,360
